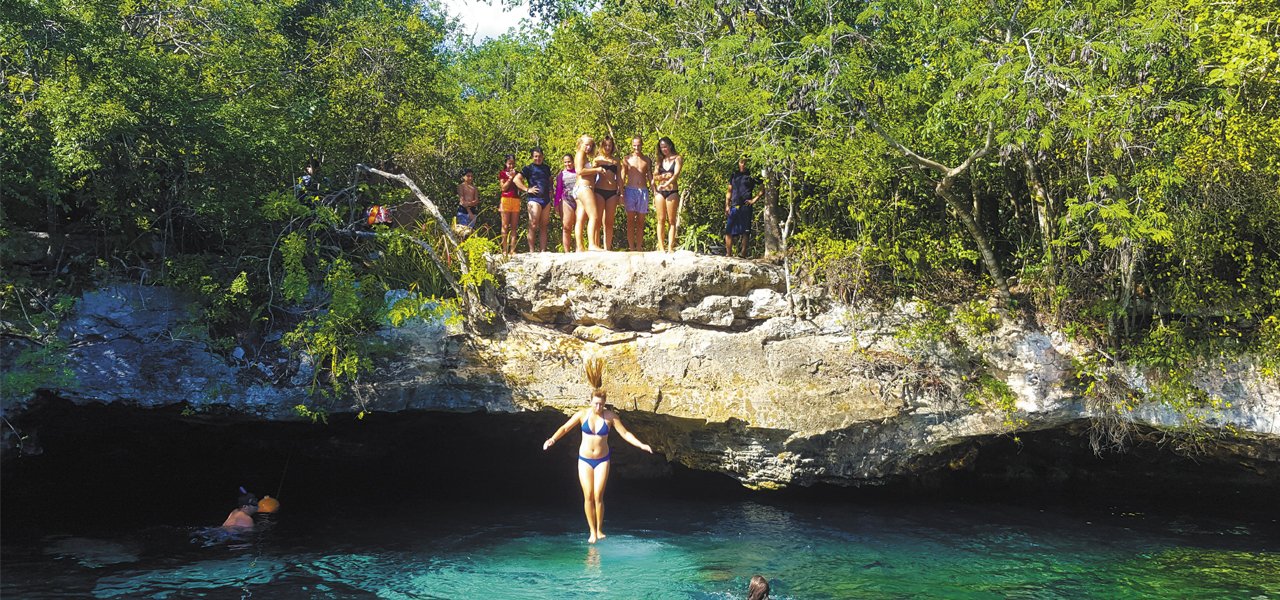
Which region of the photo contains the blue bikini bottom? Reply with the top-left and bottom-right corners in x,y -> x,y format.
578,453 -> 610,468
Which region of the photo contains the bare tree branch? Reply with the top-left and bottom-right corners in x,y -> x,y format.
859,105 -> 1012,304
358,164 -> 460,252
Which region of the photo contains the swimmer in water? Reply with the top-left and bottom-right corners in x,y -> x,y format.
543,358 -> 654,543
221,489 -> 258,529
748,574 -> 771,600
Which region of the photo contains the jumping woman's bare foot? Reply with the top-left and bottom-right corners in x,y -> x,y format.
595,531 -> 606,541
588,533 -> 598,544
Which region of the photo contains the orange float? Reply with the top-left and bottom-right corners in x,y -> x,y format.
257,495 -> 280,514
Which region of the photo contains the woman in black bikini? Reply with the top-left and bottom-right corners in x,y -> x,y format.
543,358 -> 654,543
653,137 -> 683,252
593,136 -> 621,251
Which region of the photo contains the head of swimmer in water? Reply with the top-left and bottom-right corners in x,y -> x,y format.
237,491 -> 260,514
748,575 -> 770,600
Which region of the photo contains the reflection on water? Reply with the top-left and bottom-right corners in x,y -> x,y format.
93,556 -> 287,599
43,536 -> 141,568
4,496 -> 1279,599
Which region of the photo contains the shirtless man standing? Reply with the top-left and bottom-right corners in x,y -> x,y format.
622,136 -> 653,252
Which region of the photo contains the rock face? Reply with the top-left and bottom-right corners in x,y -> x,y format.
499,250 -> 793,329
45,286 -> 303,419
56,287 -> 239,407
6,252 -> 1279,488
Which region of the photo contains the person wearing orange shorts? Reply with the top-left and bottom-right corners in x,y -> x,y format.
499,154 -> 521,256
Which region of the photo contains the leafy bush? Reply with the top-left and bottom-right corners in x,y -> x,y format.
963,372 -> 1026,431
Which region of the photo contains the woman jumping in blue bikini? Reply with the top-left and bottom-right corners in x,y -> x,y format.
543,358 -> 653,543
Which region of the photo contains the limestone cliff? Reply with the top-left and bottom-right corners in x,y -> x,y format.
5,252 -> 1278,488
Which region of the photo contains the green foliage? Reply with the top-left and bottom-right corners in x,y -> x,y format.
281,232 -> 310,304
282,258 -> 376,394
261,191 -> 311,222
963,372 -> 1026,431
4,0 -> 1277,435
458,235 -> 500,292
293,404 -> 329,425
211,271 -> 250,319
954,300 -> 1001,337
385,295 -> 462,329
792,231 -> 871,302
893,301 -> 954,352
157,256 -> 263,351
1071,353 -> 1137,411
376,230 -> 449,297
1124,320 -> 1244,447
1070,350 -> 1142,455
679,222 -> 717,254
1,338 -> 76,401
1132,323 -> 1195,370
0,284 -> 78,400
1259,315 -> 1280,377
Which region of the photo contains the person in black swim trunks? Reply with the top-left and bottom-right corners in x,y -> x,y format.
593,136 -> 622,251
543,358 -> 654,543
653,137 -> 683,252
724,156 -> 761,257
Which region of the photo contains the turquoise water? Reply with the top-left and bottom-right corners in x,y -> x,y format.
4,494 -> 1278,599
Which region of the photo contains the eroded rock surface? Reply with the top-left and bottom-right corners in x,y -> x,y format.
498,250 -> 795,330
6,252 -> 1278,488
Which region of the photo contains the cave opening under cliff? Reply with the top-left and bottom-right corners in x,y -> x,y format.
2,398 -> 1276,541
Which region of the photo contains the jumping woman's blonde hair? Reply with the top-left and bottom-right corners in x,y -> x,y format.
585,357 -> 606,401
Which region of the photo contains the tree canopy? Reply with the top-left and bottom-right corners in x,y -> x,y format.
3,0 -> 1278,404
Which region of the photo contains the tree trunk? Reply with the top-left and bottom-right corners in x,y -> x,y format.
936,181 -> 1012,302
1020,145 -> 1057,277
859,108 -> 1012,304
761,165 -> 784,255
1116,239 -> 1140,338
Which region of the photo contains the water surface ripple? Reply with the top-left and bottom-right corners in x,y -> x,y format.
4,496 -> 1278,599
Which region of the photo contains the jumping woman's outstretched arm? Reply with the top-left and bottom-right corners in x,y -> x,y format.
608,414 -> 653,453
543,410 -> 584,450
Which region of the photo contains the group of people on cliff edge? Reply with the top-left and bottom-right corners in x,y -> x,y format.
457,136 -> 763,257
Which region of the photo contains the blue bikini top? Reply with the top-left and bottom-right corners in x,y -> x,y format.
581,415 -> 610,436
